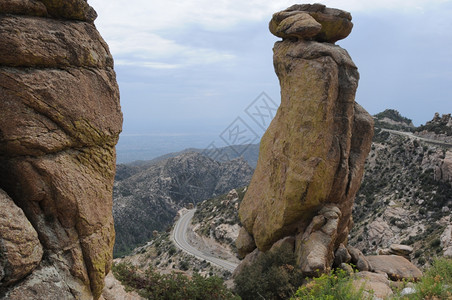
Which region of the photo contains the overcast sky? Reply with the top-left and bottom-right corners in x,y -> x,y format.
90,0 -> 451,137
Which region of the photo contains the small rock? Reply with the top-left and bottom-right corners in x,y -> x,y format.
334,244 -> 351,266
353,271 -> 393,299
269,236 -> 295,255
227,189 -> 239,200
347,245 -> 363,264
440,223 -> 452,258
339,263 -> 354,276
400,287 -> 416,296
390,244 -> 413,254
356,256 -> 372,272
377,248 -> 391,255
236,227 -> 256,259
389,244 -> 413,256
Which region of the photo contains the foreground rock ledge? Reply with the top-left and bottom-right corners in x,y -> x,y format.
0,1 -> 122,299
237,3 -> 374,276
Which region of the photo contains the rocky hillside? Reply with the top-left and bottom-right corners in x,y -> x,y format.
113,152 -> 253,257
374,109 -> 415,130
124,143 -> 260,169
190,111 -> 452,269
112,189 -> 248,287
415,112 -> 452,143
349,127 -> 452,265
114,109 -> 451,273
192,188 -> 247,252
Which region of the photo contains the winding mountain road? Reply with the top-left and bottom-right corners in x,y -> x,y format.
381,128 -> 452,148
171,209 -> 238,273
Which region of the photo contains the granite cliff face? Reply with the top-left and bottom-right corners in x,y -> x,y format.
237,4 -> 374,275
0,1 -> 122,299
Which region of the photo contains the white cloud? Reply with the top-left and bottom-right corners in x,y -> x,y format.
90,0 -> 450,69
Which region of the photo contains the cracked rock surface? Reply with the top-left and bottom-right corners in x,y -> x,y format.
0,1 -> 122,299
237,4 -> 373,276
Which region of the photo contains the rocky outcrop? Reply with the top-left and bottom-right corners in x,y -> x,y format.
415,112 -> 452,144
436,150 -> 452,185
0,1 -> 122,299
237,4 -> 373,276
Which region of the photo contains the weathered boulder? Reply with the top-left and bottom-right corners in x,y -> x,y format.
0,1 -> 122,299
377,244 -> 413,260
366,255 -> 422,281
0,189 -> 43,286
0,0 -> 48,17
347,245 -> 372,272
390,244 -> 413,257
334,243 -> 352,266
353,271 -> 393,299
441,222 -> 452,257
236,227 -> 256,259
237,4 -> 373,276
102,272 -> 144,300
269,3 -> 353,43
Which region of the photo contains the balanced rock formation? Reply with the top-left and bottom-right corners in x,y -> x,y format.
237,4 -> 373,276
0,1 -> 122,299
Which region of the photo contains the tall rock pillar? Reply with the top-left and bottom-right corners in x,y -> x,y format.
0,0 -> 122,299
237,4 -> 373,275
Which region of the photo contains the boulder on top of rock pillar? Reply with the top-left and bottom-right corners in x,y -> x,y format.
237,3 -> 373,277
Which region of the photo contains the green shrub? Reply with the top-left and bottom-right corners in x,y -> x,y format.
112,262 -> 239,299
399,258 -> 452,299
234,247 -> 304,300
291,268 -> 372,300
430,239 -> 441,248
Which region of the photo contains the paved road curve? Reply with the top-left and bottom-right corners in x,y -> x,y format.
171,209 -> 238,273
381,128 -> 452,148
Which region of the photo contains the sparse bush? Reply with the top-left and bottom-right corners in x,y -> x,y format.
112,262 -> 239,299
291,268 -> 371,300
399,258 -> 452,299
168,246 -> 177,256
430,238 -> 441,248
234,247 -> 304,300
179,260 -> 189,271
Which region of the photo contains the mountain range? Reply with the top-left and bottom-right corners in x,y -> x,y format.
113,110 -> 452,264
113,152 -> 253,256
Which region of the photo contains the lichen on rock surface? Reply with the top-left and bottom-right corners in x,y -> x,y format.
237,3 -> 373,276
0,1 -> 122,299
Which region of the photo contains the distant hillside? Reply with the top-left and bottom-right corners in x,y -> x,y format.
415,113 -> 452,143
113,152 -> 253,257
114,110 -> 452,262
349,128 -> 452,266
119,143 -> 260,170
186,124 -> 452,267
374,109 -> 414,131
